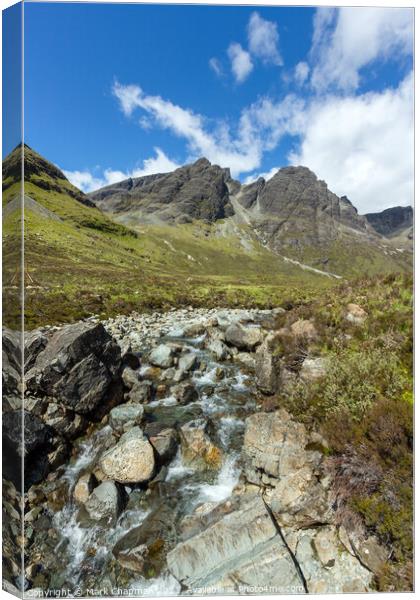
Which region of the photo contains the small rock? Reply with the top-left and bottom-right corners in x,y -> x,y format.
172,382 -> 199,405
122,367 -> 140,389
85,481 -> 125,523
300,357 -> 327,382
149,428 -> 178,464
109,403 -> 144,432
345,304 -> 367,325
290,319 -> 317,340
178,353 -> 198,373
149,344 -> 176,368
74,473 -> 97,505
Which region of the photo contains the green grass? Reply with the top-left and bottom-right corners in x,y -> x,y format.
270,273 -> 413,591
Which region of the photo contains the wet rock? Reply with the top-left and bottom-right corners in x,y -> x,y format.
127,380 -> 154,403
345,303 -> 367,325
149,344 -> 176,368
225,323 -> 263,351
206,338 -> 230,361
99,427 -> 155,484
74,473 -> 97,505
113,503 -> 176,575
85,481 -> 126,523
171,382 -> 199,405
179,419 -> 223,471
42,402 -> 86,439
25,322 -> 122,414
167,496 -> 303,592
177,352 -> 198,375
300,357 -> 327,382
109,403 -> 144,433
148,428 -> 178,464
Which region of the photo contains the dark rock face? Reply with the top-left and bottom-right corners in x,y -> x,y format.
239,166 -> 372,250
2,328 -> 21,395
89,158 -> 234,224
365,206 -> 413,238
3,410 -> 53,490
25,322 -> 122,414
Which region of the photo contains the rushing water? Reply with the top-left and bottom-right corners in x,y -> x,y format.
48,330 -> 258,594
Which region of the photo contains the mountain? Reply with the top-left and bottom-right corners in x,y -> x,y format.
90,157 -> 410,276
4,146 -> 343,328
90,158 -> 236,225
366,206 -> 413,245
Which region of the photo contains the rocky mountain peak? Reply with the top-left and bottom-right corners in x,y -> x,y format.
365,205 -> 413,238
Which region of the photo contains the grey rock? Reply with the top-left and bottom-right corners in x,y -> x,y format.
99,426 -> 155,484
180,419 -> 223,471
366,205 -> 413,238
171,382 -> 199,405
109,403 -> 144,433
149,428 -> 178,464
122,366 -> 140,389
178,352 -> 198,373
225,323 -> 263,351
127,380 -> 154,403
149,344 -> 176,368
255,333 -> 281,395
85,481 -> 125,523
167,496 -> 304,593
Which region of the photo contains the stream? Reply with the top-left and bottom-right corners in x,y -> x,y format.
46,327 -> 259,596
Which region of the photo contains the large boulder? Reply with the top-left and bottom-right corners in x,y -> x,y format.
84,481 -> 126,524
25,322 -> 122,414
167,496 -> 304,593
3,410 -> 53,490
99,427 -> 156,484
225,323 -> 263,351
242,410 -> 332,527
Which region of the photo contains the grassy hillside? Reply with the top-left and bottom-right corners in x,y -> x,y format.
270,272 -> 413,591
1,146 -> 412,329
3,147 -> 333,328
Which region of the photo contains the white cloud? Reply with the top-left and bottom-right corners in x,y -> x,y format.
209,57 -> 223,77
310,7 -> 413,92
63,170 -> 105,193
113,81 -> 301,177
227,43 -> 253,83
294,61 -> 310,86
247,12 -> 283,66
289,73 -> 414,213
244,166 -> 280,185
64,147 -> 180,193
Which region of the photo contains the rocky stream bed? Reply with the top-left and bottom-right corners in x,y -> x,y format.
2,306 -> 383,596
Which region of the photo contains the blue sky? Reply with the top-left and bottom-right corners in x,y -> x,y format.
22,2 -> 413,213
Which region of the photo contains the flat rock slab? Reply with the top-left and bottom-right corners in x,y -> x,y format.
167,496 -> 304,593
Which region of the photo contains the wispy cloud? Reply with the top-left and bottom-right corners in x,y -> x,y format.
248,12 -> 283,66
227,43 -> 253,83
209,57 -> 224,78
112,81 -> 301,177
310,7 -> 413,92
294,61 -> 310,86
64,147 -> 180,193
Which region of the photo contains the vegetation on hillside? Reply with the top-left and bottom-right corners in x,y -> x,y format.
271,273 -> 413,591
